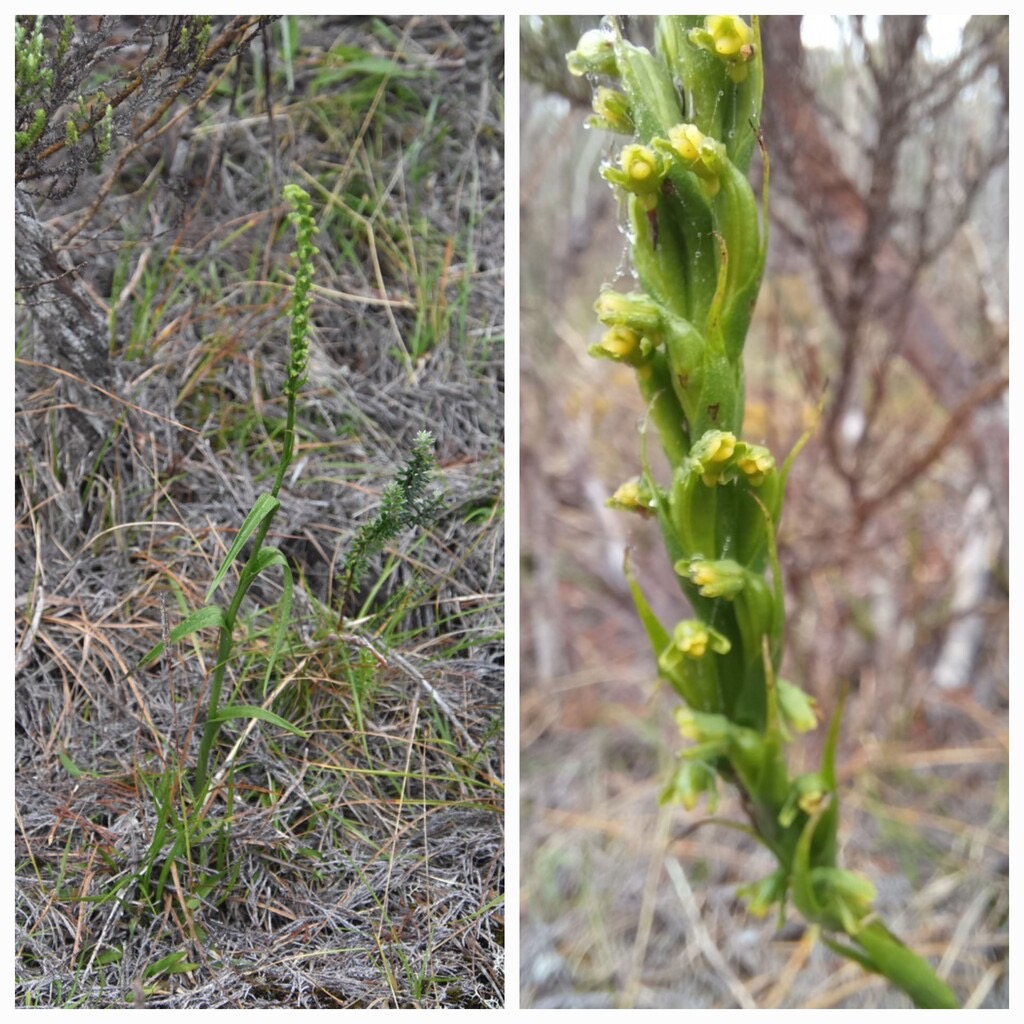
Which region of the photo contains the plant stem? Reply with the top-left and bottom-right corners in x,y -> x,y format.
569,15 -> 959,1007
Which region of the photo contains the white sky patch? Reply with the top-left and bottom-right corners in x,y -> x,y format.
801,14 -> 968,60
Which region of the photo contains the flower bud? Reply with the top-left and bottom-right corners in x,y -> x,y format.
737,868 -> 787,918
689,17 -> 757,82
594,289 -> 663,335
677,557 -> 747,599
660,620 -> 731,677
706,15 -> 754,57
660,758 -> 718,812
567,29 -> 618,78
689,429 -> 738,486
607,477 -> 654,516
603,144 -> 666,210
735,442 -> 775,487
590,86 -> 633,134
662,124 -> 727,196
674,706 -> 731,743
809,867 -> 876,933
814,868 -> 876,909
778,772 -> 828,827
777,679 -> 818,734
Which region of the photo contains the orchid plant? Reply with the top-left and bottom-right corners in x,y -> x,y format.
567,15 -> 958,1008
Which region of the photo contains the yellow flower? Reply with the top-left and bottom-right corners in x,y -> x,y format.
602,144 -> 666,207
690,429 -> 738,485
660,621 -> 731,675
736,443 -> 775,487
599,325 -> 640,357
607,477 -> 654,516
667,123 -> 706,164
621,144 -> 657,184
738,869 -> 788,918
661,758 -> 718,811
706,433 -> 735,463
706,16 -> 754,58
679,558 -> 747,599
688,18 -> 757,82
659,124 -> 727,195
677,622 -> 708,658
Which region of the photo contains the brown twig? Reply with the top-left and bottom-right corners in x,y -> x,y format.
854,370 -> 1007,526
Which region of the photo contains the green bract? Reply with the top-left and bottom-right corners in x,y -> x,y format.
571,15 -> 958,1008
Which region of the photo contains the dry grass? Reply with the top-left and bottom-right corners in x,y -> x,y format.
15,16 -> 504,1008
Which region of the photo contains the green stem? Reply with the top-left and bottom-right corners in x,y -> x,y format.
193,460 -> 287,798
271,391 -> 297,499
851,920 -> 958,1009
192,186 -> 313,797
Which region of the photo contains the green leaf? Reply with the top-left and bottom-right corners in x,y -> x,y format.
852,920 -> 959,1009
58,749 -> 84,778
635,351 -> 690,467
612,29 -> 683,142
208,704 -> 309,739
205,492 -> 280,601
821,683 -> 847,791
791,804 -> 830,925
321,45 -> 433,82
623,552 -> 669,658
143,950 -> 200,979
821,933 -> 879,973
247,544 -> 288,577
138,605 -> 226,669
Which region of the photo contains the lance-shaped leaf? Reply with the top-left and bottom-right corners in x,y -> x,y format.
138,605 -> 226,670
205,492 -> 281,601
208,704 -> 309,739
